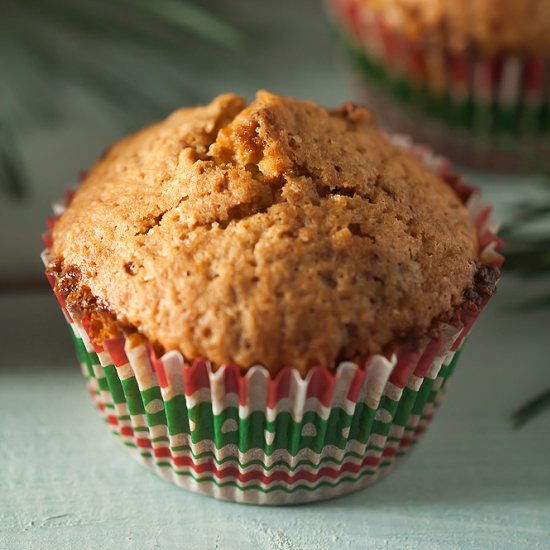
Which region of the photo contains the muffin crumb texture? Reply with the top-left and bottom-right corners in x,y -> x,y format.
50,91 -> 479,375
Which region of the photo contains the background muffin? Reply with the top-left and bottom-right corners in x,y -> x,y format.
327,0 -> 550,170
43,92 -> 502,504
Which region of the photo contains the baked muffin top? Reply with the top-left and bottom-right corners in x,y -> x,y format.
50,91 -> 479,375
362,0 -> 550,56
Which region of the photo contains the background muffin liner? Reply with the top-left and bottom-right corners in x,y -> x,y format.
42,140 -> 503,505
327,0 -> 550,170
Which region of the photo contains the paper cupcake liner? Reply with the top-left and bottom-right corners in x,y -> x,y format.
42,140 -> 503,505
327,0 -> 550,169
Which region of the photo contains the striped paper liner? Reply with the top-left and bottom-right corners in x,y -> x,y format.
327,0 -> 550,170
42,139 -> 503,505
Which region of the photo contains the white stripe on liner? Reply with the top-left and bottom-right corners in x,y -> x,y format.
406,375 -> 423,392
383,382 -> 402,402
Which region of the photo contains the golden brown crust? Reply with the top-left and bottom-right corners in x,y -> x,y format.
50,91 -> 479,375
362,0 -> 550,56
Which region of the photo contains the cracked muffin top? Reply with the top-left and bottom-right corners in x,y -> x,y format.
361,0 -> 550,56
49,91 -> 480,375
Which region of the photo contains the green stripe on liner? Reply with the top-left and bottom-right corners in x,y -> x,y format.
133,426 -> 149,433
495,105 -> 519,133
472,101 -> 494,136
370,420 -> 391,437
393,386 -> 418,427
521,104 -> 543,134
103,365 -> 126,405
97,376 -> 110,392
142,386 -> 168,427
379,394 -> 399,412
541,104 -> 550,132
151,436 -> 170,443
165,395 -> 190,436
72,334 -> 95,379
450,98 -> 474,129
189,401 -> 215,443
412,377 -> 435,416
120,376 -> 145,416
424,92 -> 450,122
357,403 -> 377,444
213,405 -> 240,448
443,350 -> 461,385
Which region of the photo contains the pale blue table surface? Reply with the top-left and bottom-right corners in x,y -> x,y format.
1,1 -> 550,548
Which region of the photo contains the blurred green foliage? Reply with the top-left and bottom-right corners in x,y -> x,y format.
1,0 -> 242,198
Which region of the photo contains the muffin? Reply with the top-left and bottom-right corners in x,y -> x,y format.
327,0 -> 550,170
42,91 -> 502,504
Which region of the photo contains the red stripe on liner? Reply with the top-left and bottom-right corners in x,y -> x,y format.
120,426 -> 134,437
223,363 -> 241,396
407,40 -> 426,80
153,447 -> 172,458
104,337 -> 129,368
75,174 -> 87,187
46,215 -> 60,231
399,437 -> 411,448
479,230 -> 504,252
154,362 -> 168,389
525,58 -> 544,94
343,0 -> 362,39
147,343 -> 169,388
474,206 -> 493,233
378,18 -> 400,64
441,173 -> 475,204
53,291 -> 72,321
239,371 -> 249,407
268,368 -> 291,408
390,347 -> 420,388
346,364 -> 367,403
451,309 -> 479,351
149,452 -> 382,485
183,358 -> 210,395
42,233 -> 53,248
414,339 -> 442,378
308,367 -> 337,407
448,54 -> 469,89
